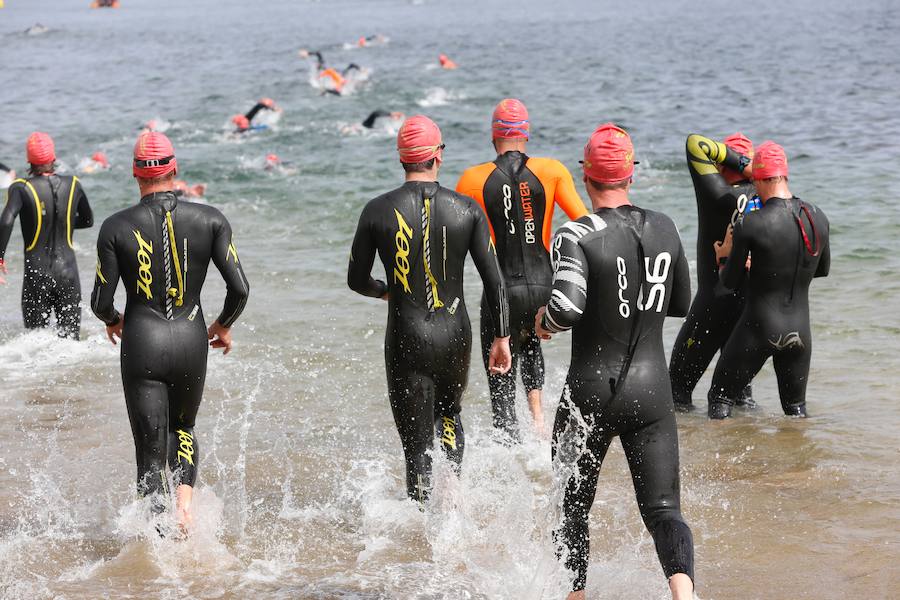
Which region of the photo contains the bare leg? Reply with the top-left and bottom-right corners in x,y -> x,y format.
566,591 -> 585,600
669,573 -> 693,600
527,388 -> 547,437
175,484 -> 193,534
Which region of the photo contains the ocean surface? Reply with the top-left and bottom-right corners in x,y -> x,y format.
1,0 -> 899,598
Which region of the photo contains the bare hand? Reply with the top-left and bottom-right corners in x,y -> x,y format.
208,320 -> 233,355
0,259 -> 7,285
742,163 -> 753,180
713,225 -> 734,262
488,336 -> 511,375
106,317 -> 124,345
534,306 -> 553,340
381,291 -> 390,301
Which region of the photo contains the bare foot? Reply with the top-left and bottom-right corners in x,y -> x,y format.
175,484 -> 194,537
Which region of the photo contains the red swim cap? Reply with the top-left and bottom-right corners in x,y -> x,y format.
133,131 -> 177,179
232,114 -> 250,130
582,123 -> 637,183
91,151 -> 109,168
397,115 -> 443,164
752,141 -> 789,180
723,132 -> 754,158
26,132 -> 56,165
265,153 -> 280,165
492,98 -> 530,140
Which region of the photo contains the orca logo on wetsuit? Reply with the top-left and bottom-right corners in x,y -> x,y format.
617,252 -> 672,318
502,184 -> 516,235
133,230 -> 154,300
439,416 -> 457,450
393,209 -> 413,294
731,193 -> 749,227
176,429 -> 195,466
519,182 -> 536,244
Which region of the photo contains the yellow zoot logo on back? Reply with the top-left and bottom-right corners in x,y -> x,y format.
393,209 -> 413,294
133,230 -> 153,299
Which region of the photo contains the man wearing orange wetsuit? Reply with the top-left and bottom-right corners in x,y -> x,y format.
456,99 -> 588,441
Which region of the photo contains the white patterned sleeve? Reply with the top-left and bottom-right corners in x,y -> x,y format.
542,220 -> 590,333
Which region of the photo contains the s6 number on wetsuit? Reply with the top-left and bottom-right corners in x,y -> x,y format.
617,252 -> 672,318
393,209 -> 413,294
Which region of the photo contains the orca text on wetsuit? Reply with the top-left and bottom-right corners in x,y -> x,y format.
348,116 -> 510,502
669,133 -> 755,407
0,132 -> 93,338
456,98 -> 587,440
91,132 -> 249,513
707,141 -> 830,418
538,124 -> 694,596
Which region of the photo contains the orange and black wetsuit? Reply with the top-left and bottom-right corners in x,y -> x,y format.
0,174 -> 93,338
669,135 -> 755,408
456,151 -> 587,441
348,181 -> 509,501
91,191 -> 249,513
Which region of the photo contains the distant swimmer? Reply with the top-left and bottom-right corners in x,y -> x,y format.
0,132 -> 94,338
535,124 -> 694,600
24,23 -> 49,36
438,54 -> 457,69
173,179 -> 207,199
707,142 -> 830,419
669,133 -> 757,411
456,99 -> 588,441
90,0 -> 120,7
91,132 -> 250,532
232,97 -> 281,133
139,118 -> 171,134
0,162 -> 15,189
362,110 -> 404,129
78,151 -> 111,174
352,34 -> 388,48
348,115 -> 511,502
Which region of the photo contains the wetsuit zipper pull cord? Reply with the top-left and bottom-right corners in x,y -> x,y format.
165,210 -> 184,307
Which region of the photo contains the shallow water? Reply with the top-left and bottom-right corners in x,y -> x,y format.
1,0 -> 899,598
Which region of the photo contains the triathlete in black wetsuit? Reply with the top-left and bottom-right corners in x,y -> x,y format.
669,133 -> 755,409
91,132 -> 249,527
707,141 -> 830,419
232,98 -> 279,133
537,124 -> 694,599
362,110 -> 404,129
457,98 -> 587,440
348,115 -> 511,502
0,132 -> 93,339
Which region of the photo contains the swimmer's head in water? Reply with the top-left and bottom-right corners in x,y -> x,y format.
232,114 -> 250,131
91,151 -> 110,168
133,131 -> 177,179
581,123 -> 638,184
752,141 -> 789,180
265,153 -> 280,167
26,131 -> 56,166
397,115 -> 443,165
491,98 -> 530,140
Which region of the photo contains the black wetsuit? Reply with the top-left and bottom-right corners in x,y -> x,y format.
244,102 -> 272,124
457,151 -> 586,440
707,196 -> 830,418
540,208 -> 694,592
348,181 -> 509,502
362,110 -> 391,129
0,174 -> 93,338
670,135 -> 754,408
91,192 -> 249,510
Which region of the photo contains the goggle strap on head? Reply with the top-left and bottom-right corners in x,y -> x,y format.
134,155 -> 175,168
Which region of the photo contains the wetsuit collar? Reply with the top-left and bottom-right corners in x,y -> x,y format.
494,150 -> 528,178
140,191 -> 179,211
402,180 -> 440,197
